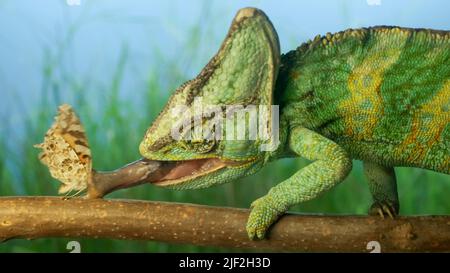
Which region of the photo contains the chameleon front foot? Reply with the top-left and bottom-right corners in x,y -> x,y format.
369,201 -> 399,219
246,196 -> 286,240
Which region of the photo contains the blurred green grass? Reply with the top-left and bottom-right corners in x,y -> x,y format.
0,4 -> 449,253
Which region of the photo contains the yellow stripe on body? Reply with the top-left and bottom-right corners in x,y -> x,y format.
340,29 -> 409,140
397,80 -> 450,168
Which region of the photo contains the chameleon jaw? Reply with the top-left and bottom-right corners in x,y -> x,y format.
150,158 -> 229,186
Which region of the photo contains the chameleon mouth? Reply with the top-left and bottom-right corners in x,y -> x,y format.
150,158 -> 229,186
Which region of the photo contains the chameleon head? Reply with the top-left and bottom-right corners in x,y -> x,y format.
139,7 -> 281,189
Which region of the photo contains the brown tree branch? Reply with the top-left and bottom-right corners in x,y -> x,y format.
0,196 -> 449,252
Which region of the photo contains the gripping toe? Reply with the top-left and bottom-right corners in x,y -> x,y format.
369,201 -> 399,219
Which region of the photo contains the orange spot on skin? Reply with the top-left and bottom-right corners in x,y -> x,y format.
397,80 -> 450,165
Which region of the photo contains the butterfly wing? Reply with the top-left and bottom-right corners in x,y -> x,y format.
34,104 -> 92,195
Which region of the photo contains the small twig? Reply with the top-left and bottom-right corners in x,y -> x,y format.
87,158 -> 174,198
0,197 -> 449,252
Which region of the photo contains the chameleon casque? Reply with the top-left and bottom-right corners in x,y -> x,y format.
138,8 -> 450,239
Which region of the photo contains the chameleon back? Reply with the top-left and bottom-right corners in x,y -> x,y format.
278,26 -> 449,173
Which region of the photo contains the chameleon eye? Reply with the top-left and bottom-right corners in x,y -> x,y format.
179,119 -> 218,154
183,139 -> 216,154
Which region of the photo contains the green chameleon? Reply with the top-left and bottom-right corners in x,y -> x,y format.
135,7 -> 449,240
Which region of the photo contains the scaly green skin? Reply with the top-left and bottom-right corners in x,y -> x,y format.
139,8 -> 450,240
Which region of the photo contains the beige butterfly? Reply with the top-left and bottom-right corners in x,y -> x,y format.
34,104 -> 92,195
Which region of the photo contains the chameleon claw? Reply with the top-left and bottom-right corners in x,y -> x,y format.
256,229 -> 265,240
377,208 -> 385,219
369,200 -> 399,219
246,227 -> 262,240
246,199 -> 270,240
383,204 -> 395,219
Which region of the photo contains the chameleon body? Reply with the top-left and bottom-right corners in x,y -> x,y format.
139,8 -> 450,239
